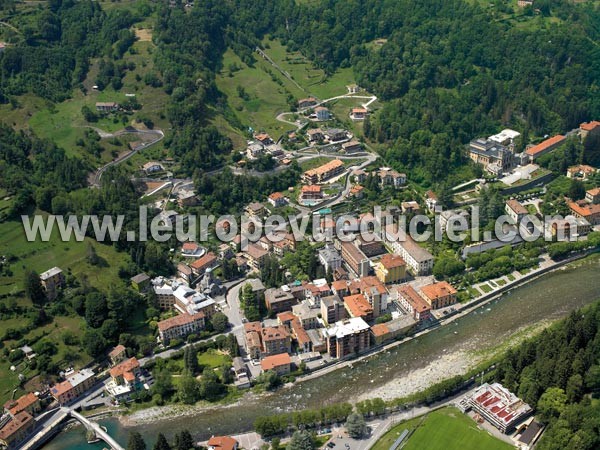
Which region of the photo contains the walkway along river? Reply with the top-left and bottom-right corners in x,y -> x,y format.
43,254 -> 600,449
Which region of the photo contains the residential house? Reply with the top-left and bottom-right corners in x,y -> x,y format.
325,128 -> 347,142
3,393 -> 40,418
244,278 -> 266,301
268,192 -> 288,208
375,254 -> 406,284
244,244 -> 269,271
568,189 -> 600,225
393,285 -> 432,322
300,185 -> 323,202
325,317 -> 371,358
586,187 -> 600,204
261,326 -> 292,356
344,293 -> 374,322
181,241 -> 204,256
177,263 -> 192,283
178,190 -> 199,207
153,282 -> 175,310
425,190 -> 438,212
260,353 -> 292,375
341,140 -> 362,153
320,294 -> 347,326
245,202 -> 265,218
370,315 -> 416,345
0,411 -> 35,450
39,267 -> 65,300
231,357 -> 250,388
264,288 -> 298,313
130,273 -> 150,292
50,369 -> 96,405
292,302 -> 320,330
579,121 -> 600,140
244,322 -> 263,360
95,102 -> 118,112
142,161 -> 164,174
550,216 -> 591,239
190,252 -> 218,277
340,241 -> 370,277
157,312 -> 206,344
525,135 -> 566,161
505,199 -> 528,223
350,184 -> 364,199
352,169 -> 367,183
108,345 -> 127,366
401,201 -> 421,214
106,357 -> 143,401
318,244 -> 342,273
246,143 -> 264,159
315,106 -> 331,121
208,436 -> 239,450
302,159 -> 344,184
307,128 -> 325,143
439,210 -> 470,233
419,281 -> 457,309
254,133 -> 274,146
298,97 -> 317,109
350,107 -> 367,120
566,164 -> 597,180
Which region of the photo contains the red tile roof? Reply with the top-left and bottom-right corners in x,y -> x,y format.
109,357 -> 140,379
4,393 -> 38,416
420,281 -> 457,300
157,312 -> 205,332
525,135 -> 566,156
379,253 -> 406,270
190,252 -> 217,270
344,294 -> 373,318
260,353 -> 291,371
208,435 -> 238,450
580,121 -> 600,131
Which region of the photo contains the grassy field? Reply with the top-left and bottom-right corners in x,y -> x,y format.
1,36 -> 170,169
197,350 -> 232,369
372,407 -> 512,450
0,216 -> 129,298
261,38 -> 356,99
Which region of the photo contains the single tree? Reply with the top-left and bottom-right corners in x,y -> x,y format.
174,430 -> 195,450
211,312 -> 229,333
153,433 -> 172,450
24,269 -> 46,305
345,412 -> 368,439
286,430 -> 314,450
127,431 -> 147,450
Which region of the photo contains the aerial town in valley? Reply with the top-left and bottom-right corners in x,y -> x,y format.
1,1 -> 600,449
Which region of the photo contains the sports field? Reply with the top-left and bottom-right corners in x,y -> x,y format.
372,407 -> 513,450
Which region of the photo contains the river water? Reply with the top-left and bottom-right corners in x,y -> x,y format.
44,255 -> 600,449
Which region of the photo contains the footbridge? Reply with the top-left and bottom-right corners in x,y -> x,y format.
66,408 -> 124,450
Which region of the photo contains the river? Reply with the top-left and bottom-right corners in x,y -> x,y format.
43,255 -> 600,449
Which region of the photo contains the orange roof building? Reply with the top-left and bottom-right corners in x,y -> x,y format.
525,135 -> 566,159
3,393 -> 40,417
260,353 -> 292,375
208,436 -> 239,450
190,252 -> 217,274
109,357 -> 140,385
419,281 -> 458,309
302,159 -> 345,184
344,294 -> 374,321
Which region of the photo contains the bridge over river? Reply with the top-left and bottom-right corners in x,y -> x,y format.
20,407 -> 123,450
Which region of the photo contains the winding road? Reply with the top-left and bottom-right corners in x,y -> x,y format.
88,128 -> 164,187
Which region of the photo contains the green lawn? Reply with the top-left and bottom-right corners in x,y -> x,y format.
197,350 -> 232,369
372,407 -> 512,450
479,283 -> 493,294
0,216 -> 129,298
507,274 -> 516,282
